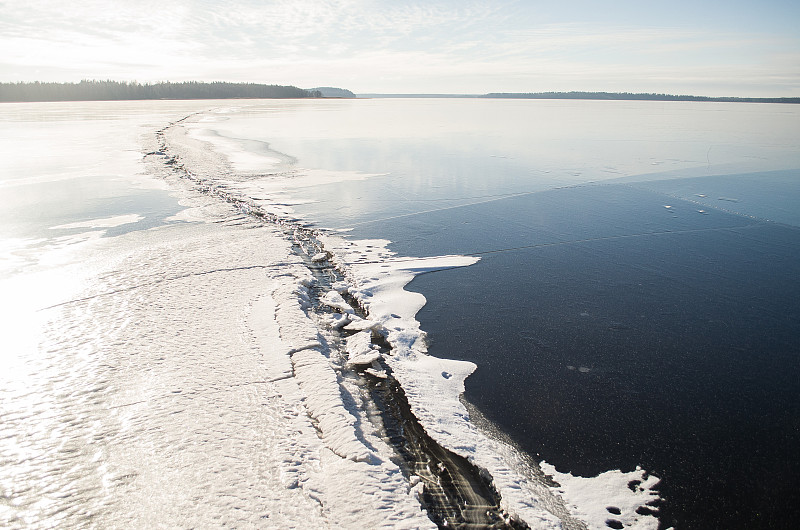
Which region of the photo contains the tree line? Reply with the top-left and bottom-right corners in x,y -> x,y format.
481,91 -> 800,104
0,80 -> 321,102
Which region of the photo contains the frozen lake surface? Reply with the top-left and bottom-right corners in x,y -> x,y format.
2,99 -> 798,529
196,98 -> 799,529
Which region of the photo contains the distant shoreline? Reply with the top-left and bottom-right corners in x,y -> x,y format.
2,81 -> 797,104
358,92 -> 800,104
482,91 -> 800,104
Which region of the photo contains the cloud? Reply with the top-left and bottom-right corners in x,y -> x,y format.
1,0 -> 798,96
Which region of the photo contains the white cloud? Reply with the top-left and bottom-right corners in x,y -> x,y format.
1,0 -> 798,96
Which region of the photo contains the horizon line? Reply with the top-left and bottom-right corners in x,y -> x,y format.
1,81 -> 798,104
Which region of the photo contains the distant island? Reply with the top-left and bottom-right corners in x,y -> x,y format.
0,80 -> 321,102
308,87 -> 356,98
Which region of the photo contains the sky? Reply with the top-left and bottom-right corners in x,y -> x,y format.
1,0 -> 799,96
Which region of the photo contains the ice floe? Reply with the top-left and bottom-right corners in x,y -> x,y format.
542,462 -> 662,530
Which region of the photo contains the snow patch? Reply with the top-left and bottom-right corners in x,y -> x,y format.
541,462 -> 662,530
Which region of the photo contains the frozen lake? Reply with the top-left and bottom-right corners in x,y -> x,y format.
200,98 -> 799,529
2,98 -> 798,529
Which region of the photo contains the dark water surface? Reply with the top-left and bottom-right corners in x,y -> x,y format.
298,181 -> 800,528
225,99 -> 799,528
401,182 -> 800,529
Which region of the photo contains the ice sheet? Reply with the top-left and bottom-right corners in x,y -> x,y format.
49,214 -> 144,230
155,103 -> 673,528
187,127 -> 287,172
2,101 -> 438,529
175,120 -> 384,217
541,463 -> 662,530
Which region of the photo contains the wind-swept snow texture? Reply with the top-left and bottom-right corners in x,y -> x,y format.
157,105 -> 665,529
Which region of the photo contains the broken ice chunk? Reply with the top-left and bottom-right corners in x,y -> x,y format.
345,331 -> 382,367
331,281 -> 349,294
321,290 -> 355,314
365,367 -> 388,379
344,319 -> 380,332
346,351 -> 382,368
327,313 -> 352,329
346,331 -> 375,357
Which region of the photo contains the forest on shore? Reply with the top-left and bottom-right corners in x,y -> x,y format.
0,80 -> 321,102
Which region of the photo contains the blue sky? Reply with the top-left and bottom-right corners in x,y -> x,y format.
1,0 -> 798,96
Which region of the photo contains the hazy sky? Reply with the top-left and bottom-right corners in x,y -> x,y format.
2,0 -> 798,96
